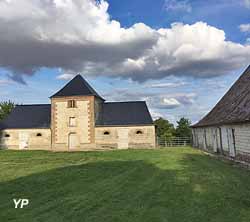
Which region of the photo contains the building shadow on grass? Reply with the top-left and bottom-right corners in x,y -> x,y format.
0,154 -> 250,222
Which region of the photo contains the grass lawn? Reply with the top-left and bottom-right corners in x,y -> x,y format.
1,147 -> 250,222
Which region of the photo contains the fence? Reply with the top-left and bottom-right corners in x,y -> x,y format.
156,137 -> 191,147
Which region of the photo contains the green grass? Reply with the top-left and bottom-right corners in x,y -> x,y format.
1,147 -> 250,222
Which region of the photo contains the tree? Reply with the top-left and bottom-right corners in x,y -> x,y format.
0,100 -> 15,121
154,117 -> 175,140
175,117 -> 192,138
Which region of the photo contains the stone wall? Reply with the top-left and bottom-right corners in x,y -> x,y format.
0,125 -> 156,151
94,97 -> 103,124
95,125 -> 156,149
51,96 -> 95,150
0,129 -> 51,150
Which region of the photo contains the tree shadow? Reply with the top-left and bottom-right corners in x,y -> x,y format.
0,155 -> 250,222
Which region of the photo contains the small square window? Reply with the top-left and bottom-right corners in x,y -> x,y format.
69,117 -> 76,127
68,100 -> 76,108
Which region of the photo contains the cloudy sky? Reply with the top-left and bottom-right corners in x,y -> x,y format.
0,0 -> 250,124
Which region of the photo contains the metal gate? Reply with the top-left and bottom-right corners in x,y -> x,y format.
157,137 -> 191,147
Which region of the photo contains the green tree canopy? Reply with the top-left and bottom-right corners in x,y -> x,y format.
175,117 -> 192,138
154,117 -> 175,140
0,100 -> 15,121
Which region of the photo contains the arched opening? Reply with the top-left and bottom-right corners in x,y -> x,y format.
103,131 -> 110,135
36,133 -> 42,137
136,130 -> 143,135
4,134 -> 10,138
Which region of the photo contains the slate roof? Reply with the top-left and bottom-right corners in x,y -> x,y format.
0,102 -> 153,129
96,101 -> 153,126
51,75 -> 104,100
0,105 -> 51,130
193,65 -> 250,128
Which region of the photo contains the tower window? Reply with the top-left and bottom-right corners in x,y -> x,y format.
36,133 -> 42,137
68,100 -> 76,108
69,117 -> 76,127
136,130 -> 143,135
4,134 -> 10,138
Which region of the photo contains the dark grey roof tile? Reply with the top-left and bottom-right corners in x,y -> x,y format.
96,101 -> 153,126
0,104 -> 51,129
51,75 -> 104,100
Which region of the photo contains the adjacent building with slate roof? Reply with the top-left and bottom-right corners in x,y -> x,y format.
192,65 -> 250,162
0,75 -> 155,150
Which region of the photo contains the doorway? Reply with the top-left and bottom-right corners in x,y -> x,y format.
19,132 -> 29,149
228,129 -> 236,157
118,129 -> 129,149
68,133 -> 79,149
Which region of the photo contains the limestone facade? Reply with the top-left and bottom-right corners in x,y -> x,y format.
0,75 -> 155,151
0,96 -> 155,151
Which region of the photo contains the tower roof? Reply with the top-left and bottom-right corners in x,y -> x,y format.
50,75 -> 104,100
193,65 -> 250,127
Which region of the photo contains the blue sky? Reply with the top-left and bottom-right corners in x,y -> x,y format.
0,0 -> 250,124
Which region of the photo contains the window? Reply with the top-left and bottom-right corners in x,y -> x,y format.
36,133 -> 42,137
103,131 -> 110,135
136,130 -> 143,135
4,134 -> 10,138
68,100 -> 76,108
69,117 -> 76,127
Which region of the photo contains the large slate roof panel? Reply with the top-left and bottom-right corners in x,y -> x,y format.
97,101 -> 153,126
193,65 -> 250,127
0,104 -> 51,129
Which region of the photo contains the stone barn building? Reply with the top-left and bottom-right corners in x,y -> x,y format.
0,75 -> 155,151
192,65 -> 250,162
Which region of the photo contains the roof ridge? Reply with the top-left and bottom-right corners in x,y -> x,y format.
50,74 -> 104,100
17,104 -> 50,106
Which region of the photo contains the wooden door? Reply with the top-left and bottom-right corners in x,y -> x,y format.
118,129 -> 129,149
19,132 -> 29,149
217,128 -> 223,154
68,133 -> 78,149
228,129 -> 236,157
221,127 -> 229,153
212,129 -> 218,153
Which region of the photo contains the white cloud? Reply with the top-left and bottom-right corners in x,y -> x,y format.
164,0 -> 192,13
0,0 -> 249,83
103,87 -> 199,123
56,73 -> 75,80
104,88 -> 196,110
145,82 -> 187,88
162,98 -> 181,107
239,24 -> 250,32
243,0 -> 250,8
